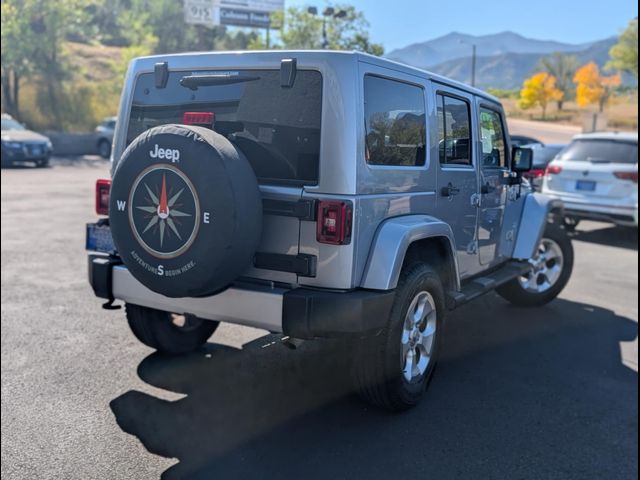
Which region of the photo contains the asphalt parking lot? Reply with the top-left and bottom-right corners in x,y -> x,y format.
1,158 -> 638,480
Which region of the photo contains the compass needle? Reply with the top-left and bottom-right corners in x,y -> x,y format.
159,220 -> 165,247
166,217 -> 182,240
136,206 -> 157,213
142,215 -> 159,233
168,188 -> 184,207
144,184 -> 159,205
169,209 -> 191,217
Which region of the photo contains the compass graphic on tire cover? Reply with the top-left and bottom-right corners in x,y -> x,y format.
128,164 -> 200,259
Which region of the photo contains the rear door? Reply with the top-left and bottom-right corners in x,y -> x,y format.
477,105 -> 510,266
432,83 -> 480,278
124,67 -> 324,284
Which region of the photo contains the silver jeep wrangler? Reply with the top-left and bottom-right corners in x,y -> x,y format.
87,51 -> 573,411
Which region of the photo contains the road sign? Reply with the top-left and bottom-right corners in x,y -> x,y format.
184,0 -> 285,28
184,0 -> 217,28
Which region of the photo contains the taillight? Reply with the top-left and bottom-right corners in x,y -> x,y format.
528,168 -> 546,178
546,165 -> 563,175
95,179 -> 111,216
317,200 -> 352,245
614,171 -> 638,183
183,111 -> 215,127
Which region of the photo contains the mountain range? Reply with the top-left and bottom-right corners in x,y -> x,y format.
386,32 -> 628,89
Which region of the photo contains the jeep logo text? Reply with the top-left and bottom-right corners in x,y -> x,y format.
149,144 -> 180,162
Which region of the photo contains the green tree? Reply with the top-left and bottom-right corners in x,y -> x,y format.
1,0 -> 93,121
606,17 -> 638,78
250,5 -> 383,55
537,52 -> 579,111
1,1 -> 36,118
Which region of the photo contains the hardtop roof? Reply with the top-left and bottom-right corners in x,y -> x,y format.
131,49 -> 501,104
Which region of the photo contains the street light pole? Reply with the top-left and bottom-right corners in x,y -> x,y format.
308,6 -> 347,49
459,39 -> 477,87
471,43 -> 477,88
322,16 -> 328,49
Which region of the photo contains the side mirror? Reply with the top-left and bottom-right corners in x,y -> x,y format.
512,147 -> 533,173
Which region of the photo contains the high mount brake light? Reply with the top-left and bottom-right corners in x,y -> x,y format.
95,179 -> 111,216
614,171 -> 639,183
316,200 -> 352,245
183,112 -> 215,127
546,165 -> 563,175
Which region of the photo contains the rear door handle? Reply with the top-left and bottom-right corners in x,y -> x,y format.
441,183 -> 461,197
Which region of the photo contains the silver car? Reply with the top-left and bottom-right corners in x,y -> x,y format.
95,116 -> 116,159
86,51 -> 574,411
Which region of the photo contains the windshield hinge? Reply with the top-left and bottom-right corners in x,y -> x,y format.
154,62 -> 169,89
280,58 -> 297,88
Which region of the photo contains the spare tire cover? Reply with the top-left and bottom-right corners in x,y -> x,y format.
109,124 -> 262,298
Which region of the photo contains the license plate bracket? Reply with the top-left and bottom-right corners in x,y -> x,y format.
86,222 -> 116,253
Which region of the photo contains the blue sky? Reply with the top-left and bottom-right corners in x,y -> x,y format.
285,0 -> 638,51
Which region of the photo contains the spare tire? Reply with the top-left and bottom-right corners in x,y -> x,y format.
109,124 -> 262,298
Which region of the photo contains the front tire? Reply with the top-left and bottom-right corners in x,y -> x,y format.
125,303 -> 219,355
497,224 -> 574,307
352,264 -> 445,411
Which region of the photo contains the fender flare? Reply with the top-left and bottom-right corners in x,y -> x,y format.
361,215 -> 460,291
512,193 -> 564,260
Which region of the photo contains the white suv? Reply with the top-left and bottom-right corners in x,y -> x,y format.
543,132 -> 638,228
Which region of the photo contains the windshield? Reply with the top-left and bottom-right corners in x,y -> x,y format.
558,139 -> 638,164
1,119 -> 26,131
127,69 -> 323,186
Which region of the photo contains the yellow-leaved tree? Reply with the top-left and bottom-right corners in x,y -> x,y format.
518,72 -> 563,119
573,62 -> 622,112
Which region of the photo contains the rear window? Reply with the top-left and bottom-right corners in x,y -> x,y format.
532,145 -> 564,167
364,75 -> 426,166
126,69 -> 322,185
559,140 -> 638,164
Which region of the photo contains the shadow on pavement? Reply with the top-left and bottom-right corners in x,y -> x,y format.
110,296 -> 638,480
571,225 -> 638,251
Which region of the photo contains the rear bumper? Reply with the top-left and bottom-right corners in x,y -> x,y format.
545,194 -> 638,226
88,255 -> 394,339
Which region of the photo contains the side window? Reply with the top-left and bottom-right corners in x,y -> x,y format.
437,94 -> 472,166
479,108 -> 508,168
364,75 -> 426,166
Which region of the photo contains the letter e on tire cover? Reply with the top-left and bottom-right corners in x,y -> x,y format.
109,124 -> 262,298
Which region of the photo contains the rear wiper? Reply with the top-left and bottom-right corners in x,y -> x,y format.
179,74 -> 260,90
587,157 -> 611,164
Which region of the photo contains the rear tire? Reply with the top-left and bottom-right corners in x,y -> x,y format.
497,223 -> 574,307
125,303 -> 219,355
352,264 -> 445,412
